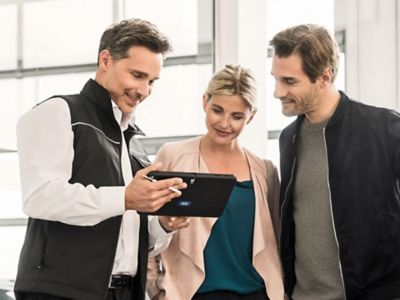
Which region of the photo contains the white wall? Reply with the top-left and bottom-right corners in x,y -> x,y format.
335,0 -> 398,109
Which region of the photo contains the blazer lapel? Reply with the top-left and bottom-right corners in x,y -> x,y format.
178,139 -> 217,273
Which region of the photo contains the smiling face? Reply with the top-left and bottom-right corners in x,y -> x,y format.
96,45 -> 163,115
271,53 -> 321,117
203,94 -> 255,146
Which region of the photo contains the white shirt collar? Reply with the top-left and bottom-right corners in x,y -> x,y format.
111,101 -> 135,131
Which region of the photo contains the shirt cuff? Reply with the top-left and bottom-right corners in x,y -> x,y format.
148,216 -> 173,255
149,216 -> 173,238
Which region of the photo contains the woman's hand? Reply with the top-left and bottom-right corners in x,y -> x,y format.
158,216 -> 191,232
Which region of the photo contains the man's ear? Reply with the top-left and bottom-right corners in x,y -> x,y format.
320,67 -> 334,86
98,50 -> 112,70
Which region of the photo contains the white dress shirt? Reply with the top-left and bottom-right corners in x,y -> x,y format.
17,97 -> 171,276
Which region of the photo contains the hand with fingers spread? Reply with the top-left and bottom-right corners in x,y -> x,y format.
158,216 -> 191,232
125,163 -> 187,213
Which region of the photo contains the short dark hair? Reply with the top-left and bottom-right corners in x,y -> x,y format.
269,24 -> 339,83
98,18 -> 172,64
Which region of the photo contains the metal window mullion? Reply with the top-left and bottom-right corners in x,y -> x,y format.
0,218 -> 27,226
0,51 -> 213,79
17,0 -> 23,75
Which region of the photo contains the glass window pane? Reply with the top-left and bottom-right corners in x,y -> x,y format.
0,155 -> 23,283
0,4 -> 17,70
0,226 -> 26,279
0,153 -> 23,220
36,72 -> 95,100
135,64 -> 212,137
198,0 -> 213,45
125,0 -> 198,57
0,79 -> 18,151
267,0 -> 334,36
23,0 -> 112,68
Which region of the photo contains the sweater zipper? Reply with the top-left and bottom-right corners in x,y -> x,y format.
323,128 -> 347,299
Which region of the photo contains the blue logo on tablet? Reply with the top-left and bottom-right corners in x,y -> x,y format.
177,199 -> 192,207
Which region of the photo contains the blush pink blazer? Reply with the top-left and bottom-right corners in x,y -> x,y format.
147,137 -> 284,300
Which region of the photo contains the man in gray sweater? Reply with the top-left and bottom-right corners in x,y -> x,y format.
270,24 -> 400,299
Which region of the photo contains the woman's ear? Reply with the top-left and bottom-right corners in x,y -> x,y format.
246,111 -> 256,125
202,95 -> 208,112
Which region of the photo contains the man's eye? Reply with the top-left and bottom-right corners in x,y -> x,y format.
285,79 -> 296,85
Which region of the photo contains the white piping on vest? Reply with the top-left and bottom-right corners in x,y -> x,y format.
71,122 -> 121,145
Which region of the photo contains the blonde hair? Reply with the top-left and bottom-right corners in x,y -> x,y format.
204,64 -> 257,112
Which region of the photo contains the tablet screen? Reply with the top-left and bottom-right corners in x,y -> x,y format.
144,171 -> 236,217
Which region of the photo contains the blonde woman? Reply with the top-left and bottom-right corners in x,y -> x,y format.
147,65 -> 284,300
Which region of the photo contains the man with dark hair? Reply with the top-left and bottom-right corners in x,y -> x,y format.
270,24 -> 400,299
14,18 -> 189,300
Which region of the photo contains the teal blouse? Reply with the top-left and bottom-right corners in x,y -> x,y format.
197,180 -> 265,294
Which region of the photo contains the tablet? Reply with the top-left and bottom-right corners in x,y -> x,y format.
144,171 -> 236,217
